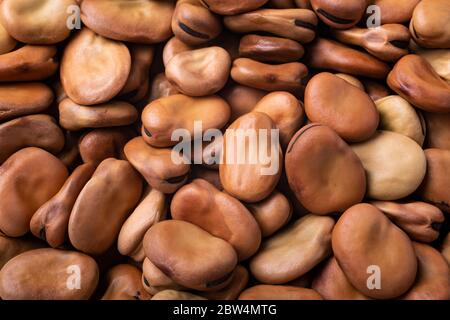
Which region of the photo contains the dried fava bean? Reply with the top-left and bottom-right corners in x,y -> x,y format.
312,257 -> 371,300
220,84 -> 266,122
401,243 -> 450,300
59,99 -> 138,131
143,220 -> 238,291
0,0 -> 77,44
152,290 -> 207,300
166,47 -> 231,96
238,285 -> 323,300
30,164 -> 96,248
0,148 -> 68,237
162,36 -> 197,66
310,0 -> 367,29
0,235 -> 46,269
0,83 -> 53,122
387,55 -> 450,113
418,149 -> 450,213
239,35 -> 305,63
372,0 -> 420,24
231,58 -> 308,93
141,94 -> 230,148
124,137 -> 191,194
362,79 -> 391,101
0,45 -> 58,81
305,73 -> 379,142
250,214 -> 334,284
375,95 -> 425,146
199,265 -> 249,300
334,73 -> 364,90
285,124 -> 366,214
332,203 -> 417,299
0,22 -> 15,54
415,49 -> 450,83
220,112 -> 282,203
79,128 -> 135,166
332,24 -> 410,62
305,38 -> 390,79
68,159 -> 143,255
142,258 -> 185,295
0,248 -> 99,300
172,0 -> 222,45
351,131 -> 426,201
224,9 -> 318,43
371,201 -> 445,243
253,91 -> 305,147
118,187 -> 167,261
190,167 -> 222,191
81,0 -> 174,44
149,73 -> 180,102
202,0 -> 269,15
246,190 -> 292,237
119,45 -> 154,97
441,233 -> 450,266
410,0 -> 450,49
61,28 -> 131,106
171,179 -> 261,261
424,113 -> 450,150
0,114 -> 65,164
101,264 -> 152,300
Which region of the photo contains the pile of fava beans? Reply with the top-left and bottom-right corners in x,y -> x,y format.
0,0 -> 450,301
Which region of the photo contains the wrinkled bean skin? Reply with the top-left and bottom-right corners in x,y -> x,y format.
0,248 -> 99,300
239,285 -> 323,300
332,204 -> 417,299
0,148 -> 68,237
171,179 -> 261,260
30,164 -> 96,248
101,264 -> 151,300
69,159 -> 143,255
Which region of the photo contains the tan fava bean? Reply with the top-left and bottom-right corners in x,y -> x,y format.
202,0 -> 269,15
79,127 -> 136,166
68,159 -> 143,255
410,0 -> 450,49
220,84 -> 266,122
224,9 -> 318,43
246,190 -> 292,237
101,264 -> 152,300
141,94 -> 230,148
149,73 -> 180,102
162,36 -> 196,67
387,55 -> 450,113
0,148 -> 68,237
152,290 -> 207,300
425,112 -> 450,150
305,73 -> 379,142
0,83 -> 53,122
59,99 -> 138,131
332,203 -> 417,299
199,265 -> 249,300
441,233 -> 450,266
0,22 -> 15,54
119,45 -> 154,98
220,112 -> 282,203
172,0 -> 222,46
250,214 -> 334,284
166,47 -> 231,96
334,73 -> 364,90
332,24 -> 410,62
371,201 -> 444,243
0,45 -> 58,81
118,187 -> 167,261
61,28 -> 131,106
81,0 -> 174,44
371,0 -> 420,24
143,220 -> 238,291
401,243 -> 450,300
414,49 -> 450,83
351,131 -> 427,201
231,58 -> 308,93
253,91 -> 305,147
0,0 -> 76,44
305,38 -> 390,79
418,149 -> 450,213
0,248 -> 99,300
171,179 -> 261,261
0,235 -> 46,270
124,137 -> 191,194
375,95 -> 425,146
285,124 -> 366,214
239,35 -> 305,63
142,258 -> 185,295
312,257 -> 371,300
310,0 -> 367,29
30,164 -> 96,248
238,285 -> 323,300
